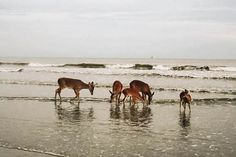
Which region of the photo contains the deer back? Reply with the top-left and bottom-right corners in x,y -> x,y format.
130,80 -> 151,94
58,78 -> 82,88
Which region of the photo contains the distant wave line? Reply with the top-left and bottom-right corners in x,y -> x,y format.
1,61 -> 236,72
0,68 -> 235,81
0,62 -> 29,66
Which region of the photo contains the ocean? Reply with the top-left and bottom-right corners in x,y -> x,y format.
0,57 -> 236,157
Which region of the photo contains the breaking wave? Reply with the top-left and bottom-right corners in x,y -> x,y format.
28,63 -> 64,67
212,66 -> 236,72
171,65 -> 210,71
0,61 -> 236,71
1,61 -> 236,81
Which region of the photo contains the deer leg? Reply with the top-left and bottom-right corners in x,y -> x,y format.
115,94 -> 119,104
76,91 -> 80,101
131,97 -> 135,107
179,99 -> 182,111
55,88 -> 58,100
117,93 -> 121,104
121,95 -> 127,108
141,93 -> 145,102
121,95 -> 127,103
55,88 -> 62,102
145,94 -> 149,105
71,89 -> 79,101
183,102 -> 186,112
188,103 -> 191,112
129,96 -> 132,106
142,99 -> 145,108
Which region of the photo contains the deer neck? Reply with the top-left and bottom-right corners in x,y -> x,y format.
80,82 -> 89,89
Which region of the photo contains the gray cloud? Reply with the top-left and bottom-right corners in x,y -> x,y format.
0,0 -> 236,58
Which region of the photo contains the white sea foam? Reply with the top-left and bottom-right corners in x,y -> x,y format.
0,67 -> 22,72
153,65 -> 170,70
212,66 -> 236,72
28,63 -> 64,67
1,60 -> 236,80
105,64 -> 134,69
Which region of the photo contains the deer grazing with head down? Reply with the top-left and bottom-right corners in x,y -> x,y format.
55,77 -> 94,102
109,80 -> 123,103
121,88 -> 144,106
130,80 -> 154,105
179,89 -> 192,112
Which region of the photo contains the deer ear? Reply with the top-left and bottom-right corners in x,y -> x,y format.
109,90 -> 112,94
152,92 -> 155,96
91,82 -> 94,85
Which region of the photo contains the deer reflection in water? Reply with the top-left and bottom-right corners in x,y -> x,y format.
110,105 -> 152,126
178,110 -> 191,138
54,101 -> 94,122
110,105 -> 121,119
179,110 -> 191,128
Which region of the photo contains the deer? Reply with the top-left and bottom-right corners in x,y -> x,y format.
179,89 -> 192,112
121,88 -> 144,107
109,80 -> 123,103
55,77 -> 94,102
129,80 -> 154,105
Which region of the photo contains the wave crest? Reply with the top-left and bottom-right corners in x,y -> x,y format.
171,65 -> 210,71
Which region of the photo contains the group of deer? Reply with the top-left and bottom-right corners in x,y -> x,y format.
54,77 -> 192,111
109,80 -> 155,106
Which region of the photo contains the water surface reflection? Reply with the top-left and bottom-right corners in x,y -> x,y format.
54,101 -> 94,123
178,111 -> 191,138
179,111 -> 191,128
110,105 -> 153,127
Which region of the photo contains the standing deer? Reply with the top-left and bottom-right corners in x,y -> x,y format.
55,77 -> 94,102
121,88 -> 144,106
179,89 -> 192,112
109,80 -> 123,103
180,89 -> 188,106
130,80 -> 154,105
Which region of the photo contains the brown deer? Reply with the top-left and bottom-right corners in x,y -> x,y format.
180,89 -> 188,106
109,80 -> 123,103
55,77 -> 94,102
121,88 -> 144,106
179,89 -> 192,112
130,80 -> 154,105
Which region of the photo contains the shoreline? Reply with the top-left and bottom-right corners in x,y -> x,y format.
1,96 -> 236,105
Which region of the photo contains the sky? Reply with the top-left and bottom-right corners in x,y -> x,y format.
0,0 -> 236,59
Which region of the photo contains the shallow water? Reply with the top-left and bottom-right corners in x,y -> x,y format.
0,57 -> 236,156
0,99 -> 236,157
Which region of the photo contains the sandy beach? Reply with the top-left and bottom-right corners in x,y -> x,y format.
0,57 -> 236,157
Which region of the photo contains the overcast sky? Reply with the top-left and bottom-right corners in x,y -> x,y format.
0,0 -> 236,59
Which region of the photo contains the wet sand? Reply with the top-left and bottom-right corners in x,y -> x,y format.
0,147 -> 52,157
0,94 -> 236,157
